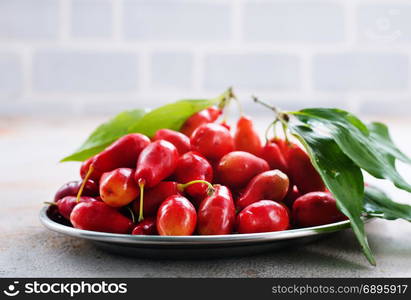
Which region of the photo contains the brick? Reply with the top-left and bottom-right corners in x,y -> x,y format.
150,52 -> 193,89
313,53 -> 408,91
71,0 -> 112,38
0,0 -> 59,39
33,51 -> 139,92
358,5 -> 411,43
0,53 -> 22,94
204,54 -> 300,90
244,1 -> 344,42
123,0 -> 231,41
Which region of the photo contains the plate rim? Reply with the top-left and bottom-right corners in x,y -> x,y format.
39,206 -> 366,246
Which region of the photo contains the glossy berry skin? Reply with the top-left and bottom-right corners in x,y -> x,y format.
197,185 -> 235,235
54,180 -> 98,202
190,123 -> 234,162
153,129 -> 191,155
220,121 -> 231,131
174,151 -> 213,199
260,141 -> 288,173
236,200 -> 290,234
282,142 -> 325,194
292,192 -> 347,228
132,181 -> 180,217
156,195 -> 197,236
236,170 -> 290,210
134,140 -> 179,188
80,133 -> 150,181
283,185 -> 301,209
131,217 -> 158,235
55,196 -> 97,220
70,201 -> 133,234
99,168 -> 139,207
234,116 -> 262,156
181,106 -> 221,137
217,151 -> 269,189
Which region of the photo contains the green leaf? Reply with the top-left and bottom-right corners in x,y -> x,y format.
128,99 -> 216,137
61,89 -> 232,162
127,88 -> 233,137
292,109 -> 411,193
364,185 -> 411,221
61,109 -> 147,162
288,119 -> 376,266
368,122 -> 411,165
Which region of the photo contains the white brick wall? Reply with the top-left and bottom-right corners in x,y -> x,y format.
0,0 -> 410,116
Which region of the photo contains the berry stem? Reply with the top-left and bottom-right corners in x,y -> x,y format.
178,180 -> 215,196
76,164 -> 94,203
44,201 -> 57,206
138,179 -> 145,222
264,119 -> 278,142
252,96 -> 278,114
127,206 -> 136,223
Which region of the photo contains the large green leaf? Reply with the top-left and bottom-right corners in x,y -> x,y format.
61,89 -> 232,162
288,119 -> 375,265
368,122 -> 411,165
128,99 -> 216,137
292,109 -> 411,193
127,88 -> 233,137
364,186 -> 411,221
61,109 -> 147,162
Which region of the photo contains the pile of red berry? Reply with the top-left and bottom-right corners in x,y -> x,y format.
49,106 -> 347,236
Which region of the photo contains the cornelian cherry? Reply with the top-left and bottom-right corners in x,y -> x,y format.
173,151 -> 213,200
99,168 -> 139,207
190,123 -> 234,162
197,185 -> 235,235
283,185 -> 301,209
55,196 -> 97,220
131,217 -> 157,235
70,201 -> 133,234
236,170 -> 289,210
237,200 -> 290,234
153,129 -> 191,155
132,181 -> 180,217
54,180 -> 98,202
181,106 -> 221,137
80,133 -> 150,181
134,140 -> 179,221
156,195 -> 197,236
292,192 -> 347,227
260,141 -> 288,173
217,151 -> 269,189
280,141 -> 325,194
234,116 -> 262,156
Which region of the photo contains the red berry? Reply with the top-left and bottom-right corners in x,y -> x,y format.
99,168 -> 139,207
54,180 -> 98,202
181,107 -> 221,137
190,123 -> 234,162
197,185 -> 235,235
234,116 -> 262,156
70,201 -> 133,234
153,129 -> 191,155
292,192 -> 347,227
237,200 -> 290,234
80,133 -> 150,181
236,170 -> 289,210
131,217 -> 158,235
217,151 -> 269,189
174,151 -> 213,199
156,195 -> 197,236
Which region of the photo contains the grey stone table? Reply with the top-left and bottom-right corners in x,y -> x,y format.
1,117 -> 411,277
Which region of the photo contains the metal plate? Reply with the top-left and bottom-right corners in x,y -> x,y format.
39,206 -> 366,258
